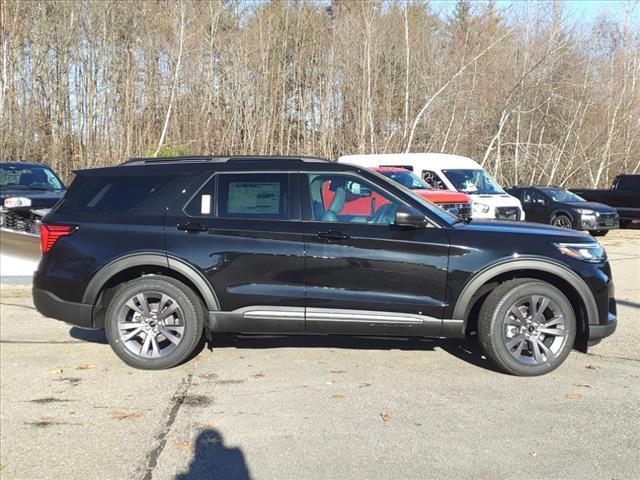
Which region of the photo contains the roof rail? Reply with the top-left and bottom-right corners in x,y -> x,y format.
123,155 -> 330,166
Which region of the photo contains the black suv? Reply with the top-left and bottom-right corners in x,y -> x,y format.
33,156 -> 617,376
505,186 -> 619,236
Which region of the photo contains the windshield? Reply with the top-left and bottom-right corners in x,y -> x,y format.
540,188 -> 584,203
378,170 -> 431,190
442,169 -> 504,194
0,164 -> 64,191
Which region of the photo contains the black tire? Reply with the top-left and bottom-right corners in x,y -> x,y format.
105,275 -> 204,370
589,230 -> 608,237
478,278 -> 576,376
551,214 -> 573,229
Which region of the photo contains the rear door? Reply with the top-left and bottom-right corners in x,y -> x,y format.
165,170 -> 306,333
300,171 -> 449,337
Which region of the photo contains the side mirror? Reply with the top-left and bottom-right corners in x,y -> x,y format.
394,206 -> 428,228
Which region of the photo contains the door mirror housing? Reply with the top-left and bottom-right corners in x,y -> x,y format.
394,206 -> 428,228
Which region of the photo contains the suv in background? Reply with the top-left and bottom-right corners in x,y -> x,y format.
370,167 -> 471,219
506,186 -> 619,236
34,156 -> 617,376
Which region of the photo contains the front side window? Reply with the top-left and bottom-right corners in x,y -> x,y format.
307,173 -> 406,225
441,169 -> 504,194
522,189 -> 548,205
217,173 -> 289,220
421,170 -> 448,190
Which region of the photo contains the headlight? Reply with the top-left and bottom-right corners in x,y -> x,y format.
554,242 -> 606,263
4,197 -> 32,208
473,202 -> 490,214
576,208 -> 596,216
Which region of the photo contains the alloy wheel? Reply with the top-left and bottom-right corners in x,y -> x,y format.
552,216 -> 572,229
502,295 -> 567,365
117,291 -> 185,358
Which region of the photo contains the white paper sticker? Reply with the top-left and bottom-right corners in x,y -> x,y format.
201,194 -> 211,215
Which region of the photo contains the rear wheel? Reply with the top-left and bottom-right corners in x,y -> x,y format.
478,279 -> 576,376
105,276 -> 204,370
589,230 -> 608,237
551,214 -> 573,229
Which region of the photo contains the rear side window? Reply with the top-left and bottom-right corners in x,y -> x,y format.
58,175 -> 174,214
218,173 -> 289,220
617,175 -> 640,190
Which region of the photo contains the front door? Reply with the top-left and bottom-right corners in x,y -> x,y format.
521,188 -> 549,224
300,171 -> 449,337
165,171 -> 306,333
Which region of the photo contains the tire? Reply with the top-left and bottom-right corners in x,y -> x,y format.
589,230 -> 608,237
105,275 -> 204,370
478,278 -> 576,376
551,214 -> 573,229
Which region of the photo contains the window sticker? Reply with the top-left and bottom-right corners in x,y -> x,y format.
200,194 -> 211,215
227,182 -> 280,214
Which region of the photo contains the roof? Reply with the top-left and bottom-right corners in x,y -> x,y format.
371,166 -> 411,172
124,155 -> 330,166
0,161 -> 49,168
338,152 -> 481,169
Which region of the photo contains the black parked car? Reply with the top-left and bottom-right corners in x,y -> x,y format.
0,162 -> 66,234
33,156 -> 617,376
505,186 -> 619,236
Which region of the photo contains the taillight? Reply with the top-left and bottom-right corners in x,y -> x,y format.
40,224 -> 74,254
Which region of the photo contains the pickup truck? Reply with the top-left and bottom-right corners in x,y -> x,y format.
570,174 -> 640,227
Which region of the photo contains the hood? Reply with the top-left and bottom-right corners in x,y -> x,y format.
468,193 -> 521,207
566,201 -> 617,213
455,220 -> 593,241
413,189 -> 469,204
0,188 -> 65,210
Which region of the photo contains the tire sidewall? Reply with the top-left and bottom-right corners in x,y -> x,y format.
105,277 -> 201,370
485,283 -> 576,376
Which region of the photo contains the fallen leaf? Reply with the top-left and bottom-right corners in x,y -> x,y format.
253,373 -> 265,379
50,368 -> 64,375
76,364 -> 93,370
330,369 -> 346,374
0,464 -> 6,471
111,410 -> 143,421
585,364 -> 601,370
173,441 -> 192,451
331,393 -> 345,400
574,383 -> 591,388
380,411 -> 392,422
200,422 -> 215,429
529,452 -> 537,457
565,393 -> 582,400
326,381 -> 334,385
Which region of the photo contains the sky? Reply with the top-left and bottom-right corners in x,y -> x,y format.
432,0 -> 639,23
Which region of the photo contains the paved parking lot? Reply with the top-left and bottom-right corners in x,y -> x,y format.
1,230 -> 639,480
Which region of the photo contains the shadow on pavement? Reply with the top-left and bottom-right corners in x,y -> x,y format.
175,429 -> 251,480
208,333 -> 499,373
617,299 -> 640,310
69,327 -> 108,344
67,327 -> 499,373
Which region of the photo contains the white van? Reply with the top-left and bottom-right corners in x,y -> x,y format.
338,153 -> 525,220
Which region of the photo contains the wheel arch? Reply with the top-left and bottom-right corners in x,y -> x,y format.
83,253 -> 219,327
550,209 -> 574,224
453,258 -> 597,349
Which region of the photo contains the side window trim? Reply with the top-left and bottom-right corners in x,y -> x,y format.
182,172 -> 217,219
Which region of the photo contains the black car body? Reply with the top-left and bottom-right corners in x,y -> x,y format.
570,174 -> 640,227
0,162 -> 66,234
33,156 -> 617,376
506,186 -> 619,236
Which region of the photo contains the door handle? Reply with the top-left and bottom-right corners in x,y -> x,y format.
317,231 -> 350,241
177,222 -> 208,233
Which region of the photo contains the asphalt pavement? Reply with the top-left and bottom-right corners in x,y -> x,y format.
0,230 -> 638,480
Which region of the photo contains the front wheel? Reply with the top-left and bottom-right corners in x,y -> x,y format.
551,214 -> 573,229
590,230 -> 608,237
105,276 -> 204,370
478,278 -> 576,376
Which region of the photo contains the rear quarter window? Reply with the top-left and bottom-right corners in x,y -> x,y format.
57,175 -> 174,214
